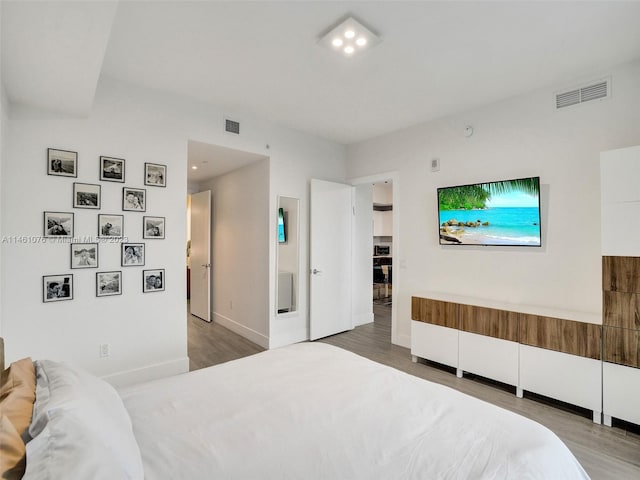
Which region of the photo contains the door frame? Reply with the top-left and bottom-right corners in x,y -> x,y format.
349,171 -> 400,346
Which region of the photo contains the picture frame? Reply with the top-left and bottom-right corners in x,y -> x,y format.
43,274 -> 73,302
143,269 -> 165,293
73,182 -> 101,209
122,187 -> 146,212
98,214 -> 124,238
47,148 -> 77,177
44,211 -> 74,238
143,216 -> 165,239
121,243 -> 145,267
144,163 -> 167,187
100,156 -> 125,183
70,243 -> 98,269
96,271 -> 122,297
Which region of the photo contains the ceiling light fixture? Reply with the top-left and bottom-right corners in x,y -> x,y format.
191,166 -> 198,170
320,16 -> 380,59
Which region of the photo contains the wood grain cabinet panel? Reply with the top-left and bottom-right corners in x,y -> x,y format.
604,327 -> 640,368
411,297 -> 458,329
603,256 -> 640,293
603,291 -> 640,329
519,314 -> 601,360
459,305 -> 518,342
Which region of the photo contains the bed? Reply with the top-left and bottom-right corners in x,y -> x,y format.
1,340 -> 589,479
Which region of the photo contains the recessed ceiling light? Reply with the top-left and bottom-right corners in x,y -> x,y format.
319,16 -> 381,59
191,166 -> 198,170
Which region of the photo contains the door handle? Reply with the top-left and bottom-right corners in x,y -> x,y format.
311,268 -> 322,275
201,263 -> 211,268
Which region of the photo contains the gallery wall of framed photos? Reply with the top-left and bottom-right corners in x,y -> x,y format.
44,147 -> 168,302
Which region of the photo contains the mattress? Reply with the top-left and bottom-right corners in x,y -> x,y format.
120,342 -> 589,479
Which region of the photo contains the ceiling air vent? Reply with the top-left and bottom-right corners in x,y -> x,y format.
225,118 -> 240,134
555,78 -> 610,110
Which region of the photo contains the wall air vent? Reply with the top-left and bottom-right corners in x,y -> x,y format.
555,78 -> 610,110
225,118 -> 240,134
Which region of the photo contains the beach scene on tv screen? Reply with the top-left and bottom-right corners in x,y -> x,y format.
438,177 -> 541,246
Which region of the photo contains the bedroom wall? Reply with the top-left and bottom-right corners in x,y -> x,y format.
198,159 -> 270,347
268,137 -> 347,348
1,76 -> 346,382
346,59 -> 640,348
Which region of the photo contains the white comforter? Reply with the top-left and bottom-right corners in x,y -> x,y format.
120,343 -> 589,479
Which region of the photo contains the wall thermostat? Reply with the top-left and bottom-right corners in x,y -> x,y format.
464,125 -> 474,137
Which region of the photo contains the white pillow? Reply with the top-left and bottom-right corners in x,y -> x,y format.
23,360 -> 144,480
27,361 -> 51,440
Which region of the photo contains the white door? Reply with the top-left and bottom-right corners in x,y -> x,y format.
190,190 -> 211,321
310,179 -> 353,340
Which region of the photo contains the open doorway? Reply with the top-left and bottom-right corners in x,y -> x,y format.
351,171 -> 399,346
372,182 -> 393,308
186,140 -> 269,370
372,181 -> 393,341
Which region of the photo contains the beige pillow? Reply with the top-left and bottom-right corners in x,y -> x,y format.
0,357 -> 36,437
0,414 -> 26,480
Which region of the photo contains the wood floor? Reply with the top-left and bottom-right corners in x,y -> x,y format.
188,304 -> 640,480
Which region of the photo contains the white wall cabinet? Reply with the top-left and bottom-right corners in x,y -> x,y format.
600,145 -> 640,427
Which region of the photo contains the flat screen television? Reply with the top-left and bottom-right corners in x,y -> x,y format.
438,176 -> 541,247
278,208 -> 287,244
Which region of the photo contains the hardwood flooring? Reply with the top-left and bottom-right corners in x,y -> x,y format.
188,303 -> 640,479
187,308 -> 264,371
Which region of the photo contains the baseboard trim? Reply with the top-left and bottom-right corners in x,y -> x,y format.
269,328 -> 308,349
353,312 -> 374,327
101,357 -> 189,388
213,312 -> 270,349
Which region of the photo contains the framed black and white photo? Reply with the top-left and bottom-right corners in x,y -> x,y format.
43,274 -> 73,302
143,216 -> 165,239
100,156 -> 125,183
96,271 -> 122,297
73,182 -> 101,209
143,269 -> 165,293
123,187 -> 146,212
47,148 -> 77,177
98,214 -> 124,238
144,163 -> 166,187
70,243 -> 98,269
121,243 -> 145,266
44,211 -> 74,238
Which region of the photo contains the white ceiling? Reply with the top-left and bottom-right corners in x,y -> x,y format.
3,1 -> 640,149
187,140 -> 268,184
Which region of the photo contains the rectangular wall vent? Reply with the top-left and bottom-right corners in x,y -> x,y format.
225,118 -> 240,134
555,79 -> 610,110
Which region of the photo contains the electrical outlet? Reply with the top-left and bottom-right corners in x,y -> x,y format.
99,344 -> 111,358
431,158 -> 440,172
